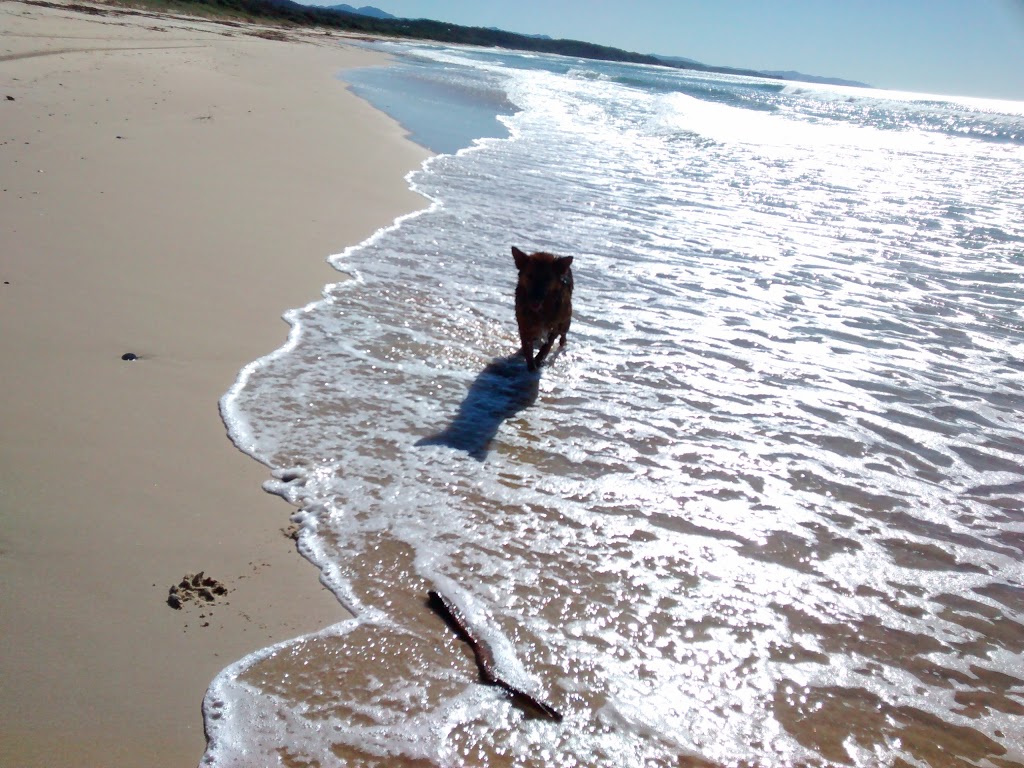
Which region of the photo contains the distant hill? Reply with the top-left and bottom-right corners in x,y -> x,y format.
653,54 -> 703,68
326,3 -> 394,19
145,0 -> 781,80
488,27 -> 551,41
656,56 -> 870,89
649,54 -> 774,81
765,70 -> 872,89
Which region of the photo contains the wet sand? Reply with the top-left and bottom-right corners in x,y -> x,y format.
0,1 -> 429,764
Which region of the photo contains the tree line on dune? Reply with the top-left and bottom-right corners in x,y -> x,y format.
144,0 -> 775,79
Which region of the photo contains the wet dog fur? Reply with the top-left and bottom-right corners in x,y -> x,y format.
512,246 -> 574,371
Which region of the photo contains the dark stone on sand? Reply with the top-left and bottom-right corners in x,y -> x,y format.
167,593 -> 182,610
6,96 -> 13,101
121,352 -> 138,361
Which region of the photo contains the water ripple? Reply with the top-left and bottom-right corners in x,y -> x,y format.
210,48 -> 1024,767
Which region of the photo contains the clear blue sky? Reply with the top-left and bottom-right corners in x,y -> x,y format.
324,0 -> 1024,101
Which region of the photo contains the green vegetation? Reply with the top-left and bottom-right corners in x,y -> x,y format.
108,0 -> 774,79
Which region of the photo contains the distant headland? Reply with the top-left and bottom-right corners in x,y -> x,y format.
122,0 -> 872,87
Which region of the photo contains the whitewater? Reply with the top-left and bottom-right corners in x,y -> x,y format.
204,43 -> 1024,767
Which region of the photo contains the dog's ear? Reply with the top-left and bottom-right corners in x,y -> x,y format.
555,255 -> 574,273
512,246 -> 529,271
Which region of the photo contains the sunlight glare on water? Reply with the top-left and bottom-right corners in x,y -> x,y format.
206,44 -> 1024,767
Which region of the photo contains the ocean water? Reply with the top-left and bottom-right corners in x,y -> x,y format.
203,43 -> 1024,767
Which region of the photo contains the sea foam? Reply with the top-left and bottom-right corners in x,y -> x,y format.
207,42 -> 1024,767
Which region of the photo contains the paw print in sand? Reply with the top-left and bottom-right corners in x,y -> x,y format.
167,571 -> 228,610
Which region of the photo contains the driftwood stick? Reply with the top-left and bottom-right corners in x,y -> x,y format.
428,590 -> 563,722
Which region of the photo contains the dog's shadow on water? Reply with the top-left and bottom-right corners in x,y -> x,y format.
416,355 -> 540,462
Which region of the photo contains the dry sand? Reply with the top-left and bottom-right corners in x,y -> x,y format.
0,2 -> 430,765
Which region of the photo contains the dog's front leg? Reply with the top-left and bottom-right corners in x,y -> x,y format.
534,333 -> 556,368
520,336 -> 538,371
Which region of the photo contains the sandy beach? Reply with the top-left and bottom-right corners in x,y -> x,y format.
0,2 -> 429,764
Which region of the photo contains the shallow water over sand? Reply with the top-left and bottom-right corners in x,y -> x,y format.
208,47 -> 1024,766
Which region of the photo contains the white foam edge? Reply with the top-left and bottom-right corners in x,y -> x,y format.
208,98 -> 533,762
219,104 -> 524,462
201,616 -> 472,766
219,163 -> 435,462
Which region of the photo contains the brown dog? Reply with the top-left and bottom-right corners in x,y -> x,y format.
513,246 -> 574,371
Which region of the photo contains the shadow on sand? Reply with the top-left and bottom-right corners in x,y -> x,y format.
416,354 -> 540,461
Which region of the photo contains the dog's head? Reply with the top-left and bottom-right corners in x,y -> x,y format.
513,247 -> 573,312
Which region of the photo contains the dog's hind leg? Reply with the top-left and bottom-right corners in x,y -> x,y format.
558,314 -> 571,348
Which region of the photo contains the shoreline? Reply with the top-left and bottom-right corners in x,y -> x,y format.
0,2 -> 430,765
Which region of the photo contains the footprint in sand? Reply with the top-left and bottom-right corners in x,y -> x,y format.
166,571 -> 228,610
